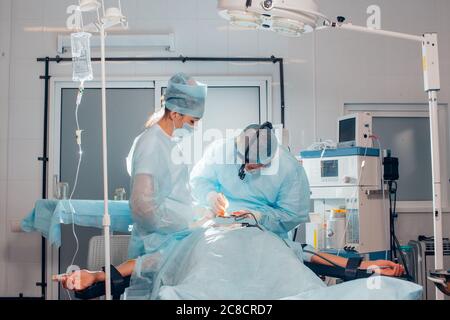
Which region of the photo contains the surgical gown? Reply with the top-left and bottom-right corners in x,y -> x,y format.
126,124 -> 195,258
190,138 -> 311,237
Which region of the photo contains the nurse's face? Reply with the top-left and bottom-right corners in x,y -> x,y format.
171,112 -> 200,129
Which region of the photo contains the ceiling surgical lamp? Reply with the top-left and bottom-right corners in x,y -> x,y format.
79,0 -> 101,12
218,0 -> 444,300
218,0 -> 329,35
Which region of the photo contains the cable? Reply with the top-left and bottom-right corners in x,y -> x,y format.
307,140 -> 337,152
383,176 -> 413,280
372,137 -> 389,261
233,212 -> 263,230
388,181 -> 399,260
388,181 -> 396,259
393,232 -> 412,280
65,83 -> 85,299
336,142 -> 369,257
387,181 -> 412,280
305,139 -> 338,249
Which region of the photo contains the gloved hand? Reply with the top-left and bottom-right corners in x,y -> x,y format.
207,191 -> 229,217
232,210 -> 262,222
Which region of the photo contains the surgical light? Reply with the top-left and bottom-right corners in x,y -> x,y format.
228,11 -> 261,29
272,17 -> 309,37
79,0 -> 101,12
101,1 -> 127,29
102,7 -> 126,28
217,0 -> 328,35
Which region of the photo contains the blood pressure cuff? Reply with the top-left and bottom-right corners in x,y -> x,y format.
301,244 -> 367,282
74,265 -> 131,300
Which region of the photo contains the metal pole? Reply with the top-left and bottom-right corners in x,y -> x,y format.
37,56 -> 280,63
428,90 -> 444,300
279,58 -> 285,128
36,57 -> 51,299
37,55 -> 286,127
100,25 -> 112,301
336,23 -> 423,43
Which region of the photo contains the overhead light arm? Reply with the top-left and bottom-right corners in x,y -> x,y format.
329,20 -> 423,42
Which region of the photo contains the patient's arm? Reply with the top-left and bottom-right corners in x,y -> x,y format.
310,252 -> 405,277
55,259 -> 136,291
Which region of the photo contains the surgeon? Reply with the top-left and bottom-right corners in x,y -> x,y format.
126,73 -> 208,258
190,122 -> 309,238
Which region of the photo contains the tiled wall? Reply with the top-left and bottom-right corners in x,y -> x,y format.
1,0 -> 449,297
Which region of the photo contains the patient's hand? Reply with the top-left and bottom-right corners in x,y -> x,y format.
56,270 -> 102,291
361,260 -> 405,277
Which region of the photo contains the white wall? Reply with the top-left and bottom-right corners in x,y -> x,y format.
0,0 -> 12,299
1,0 -> 449,297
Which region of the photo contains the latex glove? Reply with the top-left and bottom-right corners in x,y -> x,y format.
207,192 -> 229,217
360,260 -> 405,277
232,210 -> 262,222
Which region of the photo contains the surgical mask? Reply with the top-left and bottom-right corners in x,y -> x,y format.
172,119 -> 195,139
245,163 -> 271,177
245,168 -> 259,175
245,167 -> 262,177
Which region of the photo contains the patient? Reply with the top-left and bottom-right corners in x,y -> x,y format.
56,218 -> 420,300
57,114 -> 421,299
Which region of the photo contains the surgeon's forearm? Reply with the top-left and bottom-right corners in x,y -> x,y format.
311,252 -> 348,268
92,259 -> 136,283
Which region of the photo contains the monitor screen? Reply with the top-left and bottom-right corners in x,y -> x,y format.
321,160 -> 339,178
339,117 -> 356,143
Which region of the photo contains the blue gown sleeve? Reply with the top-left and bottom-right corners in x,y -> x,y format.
189,141 -> 222,207
256,164 -> 311,235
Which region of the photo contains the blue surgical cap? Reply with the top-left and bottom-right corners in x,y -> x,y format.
164,73 -> 207,119
236,124 -> 279,165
